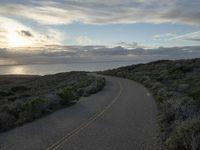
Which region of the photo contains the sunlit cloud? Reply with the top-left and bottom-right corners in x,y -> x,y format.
0,17 -> 64,48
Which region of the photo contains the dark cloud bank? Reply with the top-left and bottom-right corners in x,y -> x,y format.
0,45 -> 200,65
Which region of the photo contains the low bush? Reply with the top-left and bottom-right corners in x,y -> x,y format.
166,118 -> 200,150
11,86 -> 30,92
58,86 -> 79,105
189,88 -> 200,104
16,98 -> 48,123
0,91 -> 12,97
83,77 -> 105,96
58,77 -> 105,104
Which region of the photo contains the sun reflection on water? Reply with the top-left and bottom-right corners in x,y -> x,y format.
9,66 -> 27,74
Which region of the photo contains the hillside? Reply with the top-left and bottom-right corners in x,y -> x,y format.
102,58 -> 200,150
0,72 -> 105,132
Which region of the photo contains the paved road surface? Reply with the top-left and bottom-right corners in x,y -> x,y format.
0,76 -> 159,150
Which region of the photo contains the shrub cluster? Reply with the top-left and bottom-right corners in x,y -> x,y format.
0,72 -> 105,132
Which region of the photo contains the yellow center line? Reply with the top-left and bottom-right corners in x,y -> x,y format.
45,80 -> 123,150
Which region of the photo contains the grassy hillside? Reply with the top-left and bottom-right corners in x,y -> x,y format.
102,58 -> 200,150
0,72 -> 105,132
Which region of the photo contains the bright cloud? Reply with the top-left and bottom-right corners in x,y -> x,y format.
0,17 -> 64,48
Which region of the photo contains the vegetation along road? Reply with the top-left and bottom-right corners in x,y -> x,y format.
0,75 -> 159,150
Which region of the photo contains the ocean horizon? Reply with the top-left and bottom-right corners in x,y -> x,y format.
1,53 -> 199,75
0,60 -> 147,75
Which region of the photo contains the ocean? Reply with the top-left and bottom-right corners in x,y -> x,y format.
1,52 -> 198,75
0,60 -> 146,75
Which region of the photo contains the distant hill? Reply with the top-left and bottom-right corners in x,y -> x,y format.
102,58 -> 200,150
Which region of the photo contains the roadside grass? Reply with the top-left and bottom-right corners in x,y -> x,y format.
166,117 -> 200,150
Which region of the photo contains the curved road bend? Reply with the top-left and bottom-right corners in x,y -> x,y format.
0,76 -> 159,150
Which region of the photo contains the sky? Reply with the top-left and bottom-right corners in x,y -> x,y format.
0,0 -> 200,66
0,0 -> 200,48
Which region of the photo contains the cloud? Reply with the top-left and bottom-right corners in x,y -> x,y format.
0,17 -> 64,48
0,0 -> 199,25
170,31 -> 200,42
153,31 -> 200,43
1,45 -> 200,65
0,0 -> 199,48
154,33 -> 177,40
0,4 -> 83,25
75,36 -> 101,45
115,42 -> 138,49
19,30 -> 33,37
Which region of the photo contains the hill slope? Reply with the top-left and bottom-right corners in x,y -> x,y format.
102,58 -> 200,150
0,72 -> 105,132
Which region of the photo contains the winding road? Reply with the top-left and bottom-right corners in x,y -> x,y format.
0,75 -> 159,150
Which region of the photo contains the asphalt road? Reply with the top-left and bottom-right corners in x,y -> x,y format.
0,75 -> 159,150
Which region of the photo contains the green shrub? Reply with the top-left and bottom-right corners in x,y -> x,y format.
17,98 -> 48,122
76,79 -> 91,88
189,88 -> 200,104
83,78 -> 105,96
167,68 -> 184,79
155,96 -> 164,104
166,118 -> 200,150
58,86 -> 78,105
